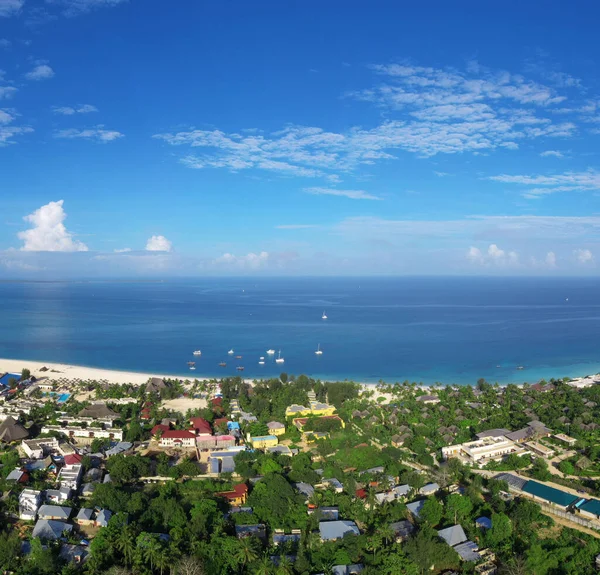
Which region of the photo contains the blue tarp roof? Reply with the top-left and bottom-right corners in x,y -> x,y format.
579,499 -> 600,517
0,373 -> 20,386
522,480 -> 579,507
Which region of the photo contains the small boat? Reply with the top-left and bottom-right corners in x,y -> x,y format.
236,366 -> 245,371
275,350 -> 285,364
259,356 -> 265,360
192,350 -> 202,356
315,344 -> 323,355
259,360 -> 265,365
516,366 -> 525,370
187,361 -> 196,366
235,355 -> 243,360
219,362 -> 226,367
228,349 -> 234,355
190,366 -> 196,371
322,311 -> 327,320
266,349 -> 275,355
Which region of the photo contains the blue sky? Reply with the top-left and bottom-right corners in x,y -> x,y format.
1,0 -> 600,277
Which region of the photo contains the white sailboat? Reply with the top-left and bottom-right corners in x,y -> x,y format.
228,349 -> 234,355
275,350 -> 285,363
266,349 -> 275,355
321,311 -> 328,320
192,350 -> 202,356
315,344 -> 323,355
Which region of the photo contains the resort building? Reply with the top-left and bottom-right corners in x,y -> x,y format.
285,401 -> 336,418
0,416 -> 29,443
553,433 -> 577,446
319,520 -> 360,541
577,499 -> 600,521
159,430 -> 196,448
416,394 -> 440,404
19,489 -> 42,521
215,483 -> 249,505
32,519 -> 73,541
37,504 -> 72,521
523,442 -> 555,459
441,436 -> 528,467
292,414 -> 345,431
58,464 -> 83,490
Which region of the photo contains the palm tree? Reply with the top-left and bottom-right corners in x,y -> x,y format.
143,536 -> 162,572
233,537 -> 259,573
252,556 -> 274,575
115,526 -> 136,566
275,556 -> 293,575
377,525 -> 396,547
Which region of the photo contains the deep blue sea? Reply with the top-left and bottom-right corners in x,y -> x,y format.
1,277 -> 600,385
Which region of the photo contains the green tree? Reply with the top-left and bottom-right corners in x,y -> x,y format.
486,512 -> 513,546
419,498 -> 443,527
445,493 -> 473,524
233,537 -> 260,573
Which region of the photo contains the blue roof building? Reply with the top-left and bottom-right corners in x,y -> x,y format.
522,480 -> 579,509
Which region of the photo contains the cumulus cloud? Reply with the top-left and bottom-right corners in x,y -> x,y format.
574,249 -> 594,264
25,64 -> 55,81
17,200 -> 88,252
215,251 -> 270,270
304,187 -> 381,200
0,0 -> 23,17
466,244 -> 518,266
145,235 -> 172,252
54,127 -> 124,143
0,86 -> 18,100
52,104 -> 98,115
545,251 -> 557,267
0,108 -> 33,145
539,150 -> 564,158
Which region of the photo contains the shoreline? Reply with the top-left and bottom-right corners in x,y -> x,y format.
0,356 -> 598,391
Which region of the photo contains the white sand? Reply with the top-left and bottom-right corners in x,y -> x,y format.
0,358 -> 178,385
161,397 -> 208,414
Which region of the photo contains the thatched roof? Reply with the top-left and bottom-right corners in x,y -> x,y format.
0,416 -> 29,443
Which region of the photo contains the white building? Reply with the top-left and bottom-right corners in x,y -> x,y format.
441,436 -> 528,467
41,425 -> 123,442
19,489 -> 42,521
58,464 -> 83,490
22,437 -> 59,459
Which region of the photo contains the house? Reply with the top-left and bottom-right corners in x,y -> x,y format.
37,504 -> 72,521
190,417 -> 212,435
441,436 -> 527,467
312,506 -> 339,520
295,482 -> 315,499
151,423 -> 170,436
159,430 -> 196,448
146,377 -> 169,394
6,468 -> 29,483
406,500 -> 425,518
19,489 -> 42,521
267,421 -> 286,436
58,464 -> 83,490
273,531 -> 302,546
105,441 -> 133,457
285,402 -> 337,418
389,520 -> 415,542
46,487 -> 72,504
22,437 -> 59,459
331,565 -> 364,575
75,508 -> 95,526
81,483 -> 96,497
419,482 -> 440,495
235,524 -> 267,541
95,509 -> 112,527
476,516 -> 493,530
319,477 -> 344,493
250,435 -> 278,449
41,424 -> 123,442
64,453 -> 83,466
319,520 -> 360,541
32,519 -> 73,541
454,540 -> 482,562
553,433 -> 577,446
59,544 -> 88,565
438,524 -> 468,547
267,445 -> 293,456
77,403 -> 118,419
216,483 -> 249,505
0,415 -> 29,443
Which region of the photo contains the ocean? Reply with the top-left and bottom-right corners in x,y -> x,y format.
1,277 -> 600,385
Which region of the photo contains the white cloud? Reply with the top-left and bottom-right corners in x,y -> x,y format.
114,247 -> 131,253
489,169 -> 600,198
304,187 -> 381,200
54,126 -> 124,143
52,104 -> 98,115
17,200 -> 88,252
0,108 -> 33,145
145,235 -> 172,252
466,244 -> 518,267
539,150 -> 564,158
52,0 -> 128,17
215,251 -> 269,270
0,0 -> 23,17
0,38 -> 11,48
574,249 -> 594,264
25,64 -> 55,81
545,251 -> 557,267
0,86 -> 18,100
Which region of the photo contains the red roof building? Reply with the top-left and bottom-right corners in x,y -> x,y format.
151,424 -> 170,436
216,483 -> 248,505
63,453 -> 82,466
159,430 -> 196,448
214,417 -> 229,428
355,489 -> 367,500
211,397 -> 223,407
190,417 -> 212,435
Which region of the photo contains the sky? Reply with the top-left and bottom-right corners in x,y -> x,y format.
1,0 -> 600,277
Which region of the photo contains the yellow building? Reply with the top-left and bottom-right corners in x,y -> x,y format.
285,401 -> 336,418
250,435 -> 279,449
267,421 -> 286,436
303,431 -> 330,443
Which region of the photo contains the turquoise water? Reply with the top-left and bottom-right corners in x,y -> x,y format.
43,392 -> 72,403
1,277 -> 600,385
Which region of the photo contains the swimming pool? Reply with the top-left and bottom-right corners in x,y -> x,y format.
43,392 -> 71,403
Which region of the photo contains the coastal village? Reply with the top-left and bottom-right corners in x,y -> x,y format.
3,367 -> 600,574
